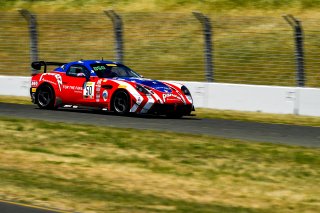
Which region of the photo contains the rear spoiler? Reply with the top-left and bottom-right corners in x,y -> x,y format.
31,61 -> 66,73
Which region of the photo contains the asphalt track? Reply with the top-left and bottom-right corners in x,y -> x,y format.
0,200 -> 65,213
1,102 -> 320,147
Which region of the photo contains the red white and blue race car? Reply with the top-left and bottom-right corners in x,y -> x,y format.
30,60 -> 194,118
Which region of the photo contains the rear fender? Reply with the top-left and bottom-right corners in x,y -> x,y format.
38,73 -> 63,96
32,73 -> 63,106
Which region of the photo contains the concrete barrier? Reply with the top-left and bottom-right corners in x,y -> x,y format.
0,76 -> 30,96
180,81 -> 299,114
297,87 -> 320,116
1,75 -> 320,116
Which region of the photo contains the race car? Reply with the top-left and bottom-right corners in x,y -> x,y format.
30,60 -> 194,118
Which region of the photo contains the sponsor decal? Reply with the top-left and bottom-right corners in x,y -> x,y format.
31,80 -> 38,87
96,79 -> 102,102
83,82 -> 95,99
162,93 -> 181,101
102,90 -> 108,101
43,79 -> 56,85
118,85 -> 127,89
55,75 -> 62,91
63,85 -> 82,91
93,66 -> 106,71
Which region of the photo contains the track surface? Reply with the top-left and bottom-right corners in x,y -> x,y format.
1,103 -> 320,147
0,200 -> 63,213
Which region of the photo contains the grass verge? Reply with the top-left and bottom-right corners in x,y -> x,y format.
0,116 -> 319,212
0,95 -> 31,105
2,95 -> 320,126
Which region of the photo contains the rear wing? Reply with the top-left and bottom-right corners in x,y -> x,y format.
31,61 -> 66,73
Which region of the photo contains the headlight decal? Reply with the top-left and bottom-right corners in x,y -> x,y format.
181,85 -> 191,96
136,84 -> 150,94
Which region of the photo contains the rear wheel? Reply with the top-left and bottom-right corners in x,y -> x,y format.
36,84 -> 56,109
112,90 -> 130,115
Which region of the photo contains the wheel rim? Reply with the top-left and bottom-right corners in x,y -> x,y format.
38,87 -> 52,107
114,91 -> 129,113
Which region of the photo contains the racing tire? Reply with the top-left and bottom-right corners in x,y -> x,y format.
111,90 -> 130,115
36,84 -> 56,109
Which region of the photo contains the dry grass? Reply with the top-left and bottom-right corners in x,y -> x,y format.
0,95 -> 31,105
1,1 -> 320,86
1,0 -> 320,14
196,108 -> 320,126
0,117 -> 319,212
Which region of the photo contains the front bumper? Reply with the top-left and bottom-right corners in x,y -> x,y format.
149,103 -> 193,115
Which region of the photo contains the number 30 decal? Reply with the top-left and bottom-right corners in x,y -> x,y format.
83,82 -> 95,99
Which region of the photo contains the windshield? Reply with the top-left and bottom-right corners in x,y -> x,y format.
90,63 -> 141,78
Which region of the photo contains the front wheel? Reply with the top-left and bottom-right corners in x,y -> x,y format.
36,84 -> 56,109
111,90 -> 130,115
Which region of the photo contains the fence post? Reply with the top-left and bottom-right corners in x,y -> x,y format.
19,9 -> 39,74
104,10 -> 124,63
283,15 -> 305,87
193,12 -> 213,82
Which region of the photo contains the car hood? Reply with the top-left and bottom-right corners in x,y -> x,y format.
114,77 -> 172,93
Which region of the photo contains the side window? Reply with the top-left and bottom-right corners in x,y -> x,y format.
67,65 -> 87,77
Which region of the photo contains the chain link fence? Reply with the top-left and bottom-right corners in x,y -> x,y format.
1,11 -> 320,87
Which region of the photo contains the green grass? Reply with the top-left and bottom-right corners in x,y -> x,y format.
0,116 -> 319,212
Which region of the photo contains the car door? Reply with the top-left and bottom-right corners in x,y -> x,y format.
63,64 -> 91,104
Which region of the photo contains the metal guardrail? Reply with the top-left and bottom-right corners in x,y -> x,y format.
1,11 -> 320,87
